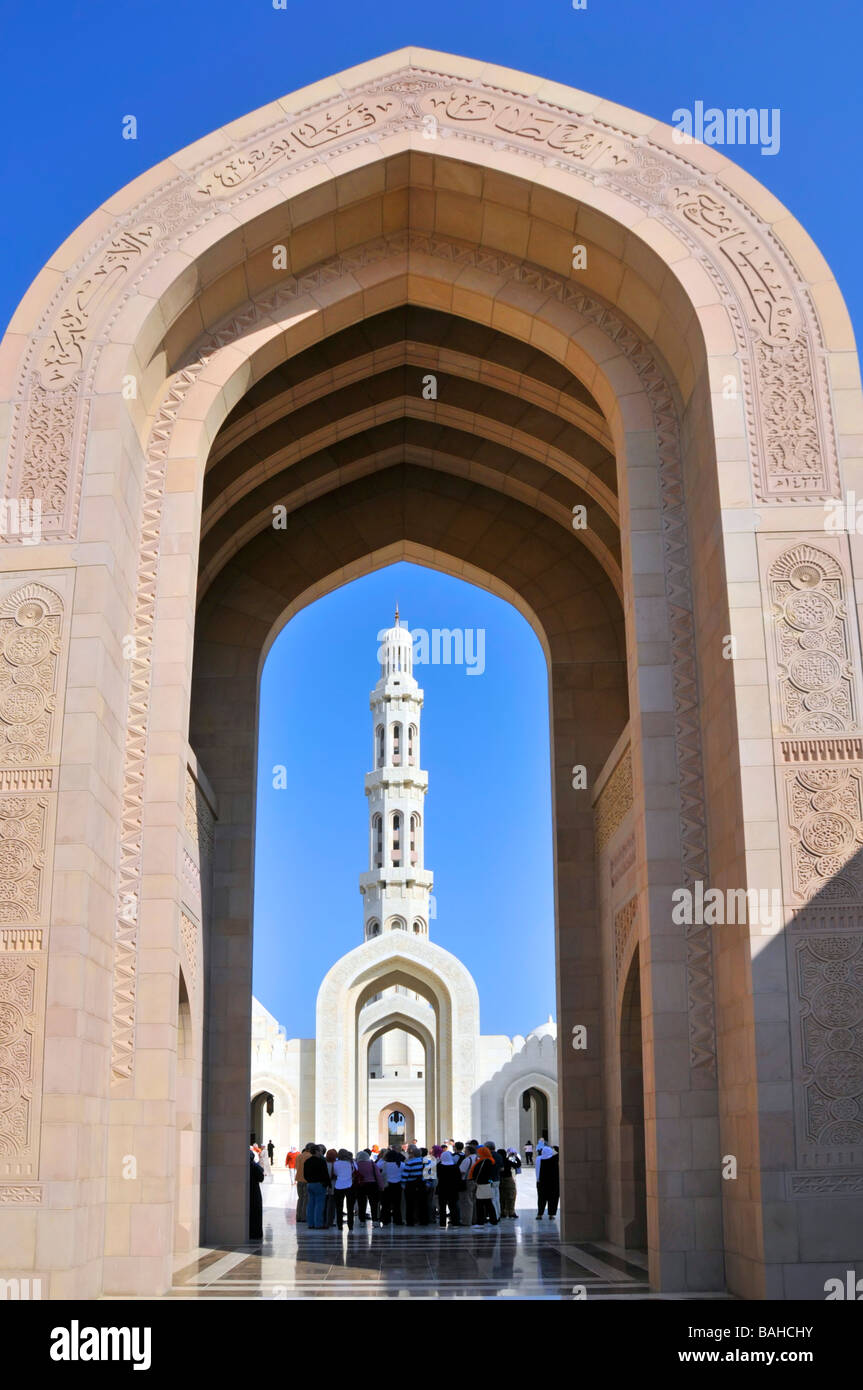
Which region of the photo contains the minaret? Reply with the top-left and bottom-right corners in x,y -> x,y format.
359,609 -> 433,940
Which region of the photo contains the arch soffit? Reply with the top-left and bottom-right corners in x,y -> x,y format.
354,968 -> 444,1019
359,993 -> 436,1039
363,1015 -> 435,1060
255,540 -> 560,683
198,415 -> 623,599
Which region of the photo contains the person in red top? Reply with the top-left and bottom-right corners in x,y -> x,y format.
286,1147 -> 298,1183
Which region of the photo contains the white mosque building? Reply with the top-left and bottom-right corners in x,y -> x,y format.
250,612 -> 558,1156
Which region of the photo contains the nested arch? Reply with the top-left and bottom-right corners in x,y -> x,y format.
315,934 -> 479,1147
359,1001 -> 436,1146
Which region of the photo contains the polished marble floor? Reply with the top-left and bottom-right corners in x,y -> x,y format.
169,1174 -> 675,1300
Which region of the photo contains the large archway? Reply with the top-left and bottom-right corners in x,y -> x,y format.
1,49 -> 860,1302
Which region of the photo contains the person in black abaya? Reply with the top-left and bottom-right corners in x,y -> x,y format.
249,1149 -> 265,1240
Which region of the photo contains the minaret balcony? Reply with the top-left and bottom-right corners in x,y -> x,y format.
364,769 -> 428,795
358,867 -> 434,892
369,684 -> 425,707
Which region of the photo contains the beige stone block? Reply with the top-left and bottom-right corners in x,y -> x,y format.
810,280 -> 856,351
735,686 -> 773,738
0,1209 -> 38,1268
833,388 -> 863,434
740,766 -> 779,822
825,350 -> 862,394
6,267 -> 69,338
480,203 -> 530,259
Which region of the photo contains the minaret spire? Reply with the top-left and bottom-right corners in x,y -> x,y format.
359,612 -> 433,941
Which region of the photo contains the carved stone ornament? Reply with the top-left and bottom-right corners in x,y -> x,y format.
793,934 -> 863,1165
595,748 -> 633,854
785,766 -> 863,904
0,583 -> 63,770
2,65 -> 838,543
0,953 -> 45,1179
769,545 -> 858,737
614,896 -> 638,984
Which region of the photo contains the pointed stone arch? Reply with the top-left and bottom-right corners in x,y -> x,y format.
0,48 -> 859,1301
315,933 -> 479,1145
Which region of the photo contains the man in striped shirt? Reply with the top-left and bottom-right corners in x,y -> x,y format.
401,1144 -> 428,1226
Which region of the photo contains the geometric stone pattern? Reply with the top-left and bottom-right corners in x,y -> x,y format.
0,1183 -> 42,1203
784,766 -> 863,904
768,544 -> 858,736
177,764 -> 214,1009
595,749 -> 633,854
184,767 -> 214,864
0,796 -> 48,925
0,582 -> 63,770
110,474 -> 161,1083
610,833 -> 636,887
0,953 -> 46,1179
792,934 -> 863,1168
614,896 -> 638,986
0,575 -> 66,1196
0,929 -> 43,951
179,913 -> 199,997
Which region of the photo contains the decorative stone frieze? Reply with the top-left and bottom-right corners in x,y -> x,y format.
790,934 -> 863,1169
0,953 -> 46,1180
614,897 -> 638,985
596,748 -> 633,854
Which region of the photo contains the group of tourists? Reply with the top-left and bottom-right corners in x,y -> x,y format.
250,1138 -> 560,1235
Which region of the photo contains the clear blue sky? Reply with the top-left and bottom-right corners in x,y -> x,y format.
254,563 -> 556,1037
1,3 -> 858,1035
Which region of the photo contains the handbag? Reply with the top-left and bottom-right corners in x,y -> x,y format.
475,1183 -> 493,1199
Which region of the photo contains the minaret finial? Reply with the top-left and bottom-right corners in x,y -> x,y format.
394,602 -> 400,626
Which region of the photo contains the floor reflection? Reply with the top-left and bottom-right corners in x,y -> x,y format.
171,1176 -> 658,1299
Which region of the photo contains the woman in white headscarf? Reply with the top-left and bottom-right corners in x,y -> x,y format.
436,1146 -> 462,1227
535,1141 -> 559,1219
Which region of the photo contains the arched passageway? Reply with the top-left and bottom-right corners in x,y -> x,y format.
1,49 -> 860,1302
250,1092 -> 273,1146
520,1087 -> 550,1149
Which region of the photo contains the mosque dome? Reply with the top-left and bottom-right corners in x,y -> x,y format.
527,1015 -> 557,1042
